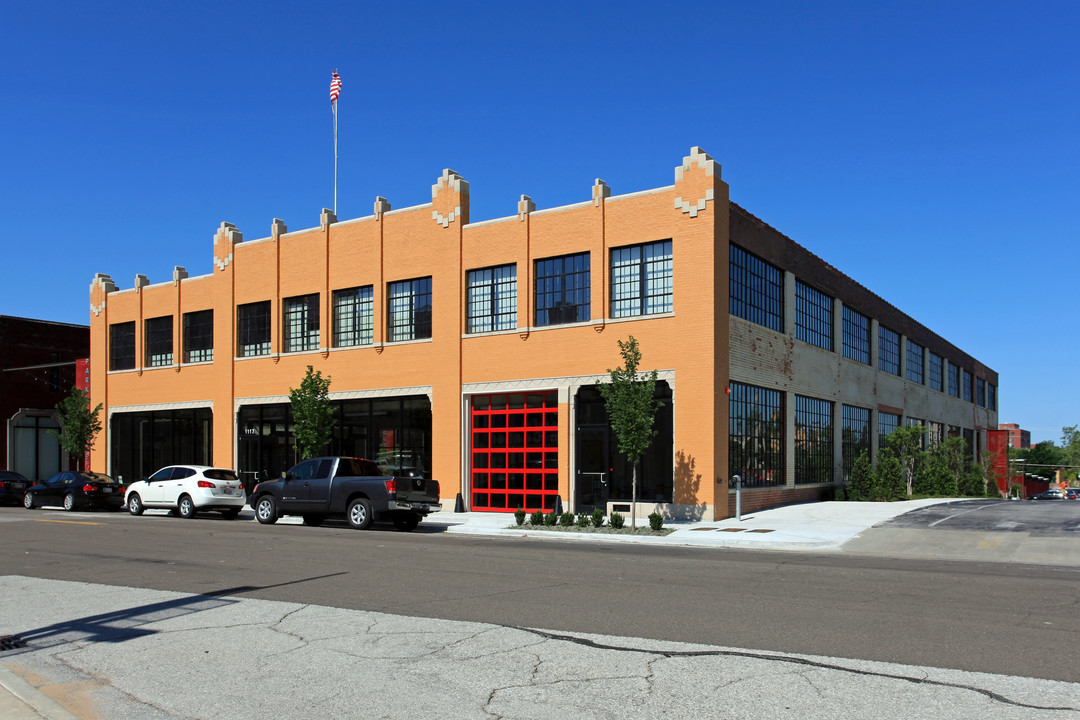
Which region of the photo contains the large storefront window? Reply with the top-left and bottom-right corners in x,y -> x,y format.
470,392 -> 559,512
574,382 -> 673,510
729,382 -> 784,488
237,395 -> 432,490
110,408 -> 213,484
10,411 -> 62,482
794,395 -> 833,484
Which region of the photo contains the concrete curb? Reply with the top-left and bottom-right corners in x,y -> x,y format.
0,668 -> 80,720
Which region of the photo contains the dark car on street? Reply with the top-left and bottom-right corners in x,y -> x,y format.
1066,488 -> 1080,500
0,470 -> 31,505
23,471 -> 126,512
1029,489 -> 1065,501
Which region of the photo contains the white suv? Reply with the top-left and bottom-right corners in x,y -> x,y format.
126,466 -> 246,519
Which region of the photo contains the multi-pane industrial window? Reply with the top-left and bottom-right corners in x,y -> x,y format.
729,244 -> 784,332
906,417 -> 927,449
948,362 -> 960,397
795,281 -> 833,351
109,321 -> 136,371
841,405 -> 870,480
535,252 -> 590,326
977,378 -> 986,407
387,277 -> 432,342
729,382 -> 785,488
183,310 -> 213,363
794,395 -> 833,484
333,286 -> 373,347
842,307 -> 870,364
466,265 -> 517,333
879,412 -> 901,451
906,340 -> 924,384
928,352 -> 944,391
927,421 -> 945,447
988,384 -> 997,411
237,301 -> 271,357
611,240 -> 672,318
878,326 -> 900,375
283,294 -> 320,353
145,316 -> 173,367
962,369 -> 973,402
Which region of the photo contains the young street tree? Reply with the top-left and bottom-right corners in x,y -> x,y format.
886,424 -> 925,497
289,365 -> 335,461
49,387 -> 103,472
597,336 -> 662,531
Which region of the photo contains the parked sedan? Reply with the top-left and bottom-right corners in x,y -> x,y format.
125,465 -> 246,519
23,472 -> 126,511
1066,488 -> 1080,500
1029,489 -> 1065,500
0,470 -> 31,505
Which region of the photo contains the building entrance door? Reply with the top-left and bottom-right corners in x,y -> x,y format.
575,427 -> 610,513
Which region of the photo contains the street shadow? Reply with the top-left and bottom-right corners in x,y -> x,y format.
8,572 -> 348,652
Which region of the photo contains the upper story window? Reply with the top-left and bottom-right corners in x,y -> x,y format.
333,286 -> 374,347
611,240 -> 672,318
878,326 -> 900,375
145,316 -> 173,367
109,321 -> 135,371
388,277 -> 432,342
988,383 -> 997,411
535,252 -> 590,327
466,265 -> 517,333
928,351 -> 944,391
906,340 -> 924,384
237,301 -> 271,357
730,244 -> 783,332
183,310 -> 213,363
795,280 -> 833,351
842,306 -> 870,364
977,377 -> 986,407
962,369 -> 973,402
947,362 -> 960,397
283,294 -> 320,353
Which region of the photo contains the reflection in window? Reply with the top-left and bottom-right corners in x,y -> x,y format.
284,294 -> 320,352
729,244 -> 783,332
467,265 -> 516,333
729,382 -> 784,488
388,277 -> 432,342
879,326 -> 900,375
842,307 -> 870,364
183,310 -> 213,363
535,253 -> 590,326
794,395 -> 833,484
795,281 -> 832,351
333,286 -> 373,347
145,316 -> 173,367
906,340 -> 924,384
611,240 -> 672,318
842,405 -> 870,480
238,301 -> 271,357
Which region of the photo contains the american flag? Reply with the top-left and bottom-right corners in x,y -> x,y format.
330,71 -> 342,104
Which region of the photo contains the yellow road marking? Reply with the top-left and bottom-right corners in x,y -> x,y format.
34,518 -> 104,526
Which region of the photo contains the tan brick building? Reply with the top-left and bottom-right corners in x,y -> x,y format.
88,148 -> 997,520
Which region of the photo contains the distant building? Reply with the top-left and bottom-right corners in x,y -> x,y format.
1,315 -> 90,481
999,423 -> 1031,449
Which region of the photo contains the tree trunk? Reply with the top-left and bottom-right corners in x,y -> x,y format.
630,462 -> 638,531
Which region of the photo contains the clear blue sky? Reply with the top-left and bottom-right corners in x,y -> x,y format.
2,1 -> 1076,444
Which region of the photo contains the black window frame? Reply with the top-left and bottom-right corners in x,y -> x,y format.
794,394 -> 833,484
610,240 -> 672,318
144,316 -> 173,368
183,309 -> 214,363
332,285 -> 374,348
466,264 -> 517,334
906,340 -> 924,384
535,252 -> 590,327
283,293 -> 321,353
237,300 -> 272,357
962,369 -> 973,402
728,381 -> 785,488
878,325 -> 900,375
841,404 -> 870,479
928,351 -> 944,392
948,362 -> 961,398
794,280 -> 833,351
842,306 -> 870,364
387,277 -> 433,342
879,411 -> 901,450
109,321 -> 136,371
729,243 -> 783,332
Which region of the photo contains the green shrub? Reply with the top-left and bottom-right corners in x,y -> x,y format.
648,512 -> 663,531
514,508 -> 526,526
529,510 -> 544,525
609,511 -> 625,529
544,510 -> 558,526
559,511 -> 574,527
575,513 -> 591,528
845,451 -> 874,501
591,508 -> 605,528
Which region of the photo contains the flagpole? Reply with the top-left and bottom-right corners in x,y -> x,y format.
333,98 -> 338,216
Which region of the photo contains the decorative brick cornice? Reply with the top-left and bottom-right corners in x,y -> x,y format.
674,146 -> 718,218
517,194 -> 535,222
431,169 -> 469,228
89,273 -> 116,317
214,222 -> 242,272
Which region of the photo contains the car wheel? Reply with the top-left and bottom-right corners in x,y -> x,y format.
392,513 -> 420,532
63,493 -> 77,512
128,493 -> 145,516
303,514 -> 325,527
23,492 -> 36,510
221,508 -> 240,520
346,498 -> 373,530
178,495 -> 196,519
254,496 -> 278,525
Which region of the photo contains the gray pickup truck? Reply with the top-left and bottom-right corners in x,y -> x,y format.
248,456 -> 441,531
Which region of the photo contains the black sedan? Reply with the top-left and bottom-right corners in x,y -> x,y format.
0,470 -> 31,505
23,471 -> 126,512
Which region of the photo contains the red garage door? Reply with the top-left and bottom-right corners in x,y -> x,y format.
470,392 -> 559,512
